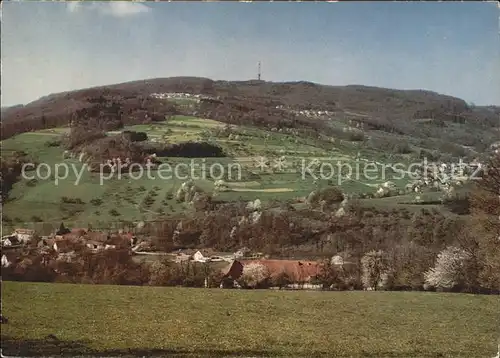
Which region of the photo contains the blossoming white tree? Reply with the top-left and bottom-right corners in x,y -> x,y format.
424,246 -> 471,290
239,262 -> 270,288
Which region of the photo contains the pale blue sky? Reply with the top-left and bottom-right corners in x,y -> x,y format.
2,1 -> 499,106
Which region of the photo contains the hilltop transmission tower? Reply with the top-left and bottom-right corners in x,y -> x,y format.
257,61 -> 261,81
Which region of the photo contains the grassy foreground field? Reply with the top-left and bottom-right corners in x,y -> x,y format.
1,282 -> 498,357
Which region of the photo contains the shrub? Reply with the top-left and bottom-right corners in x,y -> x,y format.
109,209 -> 121,217
60,197 -> 85,205
122,130 -> 148,142
90,198 -> 103,206
45,139 -> 61,147
348,131 -> 365,142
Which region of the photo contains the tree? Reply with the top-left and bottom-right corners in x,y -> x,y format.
316,259 -> 344,290
239,262 -> 270,289
361,250 -> 389,290
272,271 -> 292,290
424,246 -> 472,291
467,153 -> 500,292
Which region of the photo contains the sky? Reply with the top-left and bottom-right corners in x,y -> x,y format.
1,1 -> 499,106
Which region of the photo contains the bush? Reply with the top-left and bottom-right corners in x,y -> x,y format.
45,139 -> 61,147
109,209 -> 121,217
89,198 -> 103,206
348,131 -> 365,142
61,197 -> 85,205
122,130 -> 148,142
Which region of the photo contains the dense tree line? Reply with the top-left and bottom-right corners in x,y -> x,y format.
1,91 -> 178,140
0,151 -> 31,202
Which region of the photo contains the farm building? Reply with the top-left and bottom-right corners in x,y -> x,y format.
174,252 -> 191,263
220,259 -> 322,289
247,260 -> 321,285
192,250 -> 207,263
1,253 -> 14,268
1,235 -> 19,248
86,240 -> 105,252
220,260 -> 244,288
13,229 -> 35,244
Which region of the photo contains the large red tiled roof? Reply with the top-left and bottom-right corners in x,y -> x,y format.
243,259 -> 321,283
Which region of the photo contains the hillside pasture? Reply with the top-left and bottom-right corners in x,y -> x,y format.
1,114 -> 455,230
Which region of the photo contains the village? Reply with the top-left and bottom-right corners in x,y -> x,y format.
1,226 -> 350,290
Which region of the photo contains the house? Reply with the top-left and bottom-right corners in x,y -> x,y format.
38,237 -> 54,250
2,238 -> 12,247
257,260 -> 321,284
13,229 -> 35,244
53,240 -> 74,253
104,234 -> 129,250
59,228 -> 88,242
233,247 -> 251,259
1,235 -> 19,247
220,260 -> 244,288
86,240 -> 105,252
330,254 -> 356,269
331,255 -> 344,266
37,235 -> 81,253
1,254 -> 11,267
192,250 -> 209,263
1,252 -> 19,268
85,231 -> 109,242
131,240 -> 151,253
236,260 -> 322,288
174,252 -> 191,263
121,232 -> 138,246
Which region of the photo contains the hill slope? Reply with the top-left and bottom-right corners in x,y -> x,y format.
1,77 -> 498,230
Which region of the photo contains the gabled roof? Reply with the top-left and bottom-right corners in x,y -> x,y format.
221,260 -> 244,279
